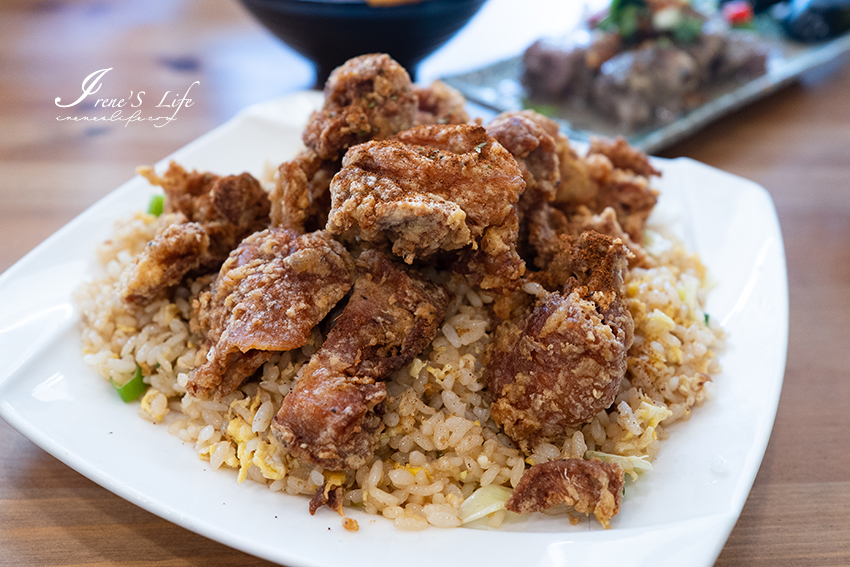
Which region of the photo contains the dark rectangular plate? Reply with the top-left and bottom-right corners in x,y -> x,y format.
443,29 -> 850,153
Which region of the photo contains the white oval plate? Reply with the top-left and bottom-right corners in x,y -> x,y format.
0,91 -> 787,567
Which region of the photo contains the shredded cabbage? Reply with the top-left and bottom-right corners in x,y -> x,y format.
643,229 -> 673,256
586,451 -> 653,480
677,276 -> 700,320
458,485 -> 513,525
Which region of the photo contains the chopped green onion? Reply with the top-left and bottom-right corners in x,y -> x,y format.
147,195 -> 164,217
521,100 -> 559,117
474,142 -> 487,153
596,14 -> 618,32
704,313 -> 710,325
111,364 -> 147,402
672,16 -> 703,43
618,4 -> 642,39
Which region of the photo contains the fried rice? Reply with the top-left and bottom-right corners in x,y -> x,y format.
76,200 -> 724,531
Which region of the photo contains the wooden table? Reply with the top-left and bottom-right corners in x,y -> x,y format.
1,1 -> 848,565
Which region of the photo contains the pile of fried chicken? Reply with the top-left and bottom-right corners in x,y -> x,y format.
121,54 -> 661,528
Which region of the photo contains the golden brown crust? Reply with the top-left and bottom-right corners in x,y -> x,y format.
585,154 -> 659,244
141,163 -> 271,263
187,229 -> 355,399
127,163 -> 271,304
505,458 -> 625,528
588,136 -> 661,178
327,123 -> 526,290
273,367 -> 387,471
414,80 -> 470,126
309,482 -> 345,516
138,162 -> 217,220
550,137 -> 659,244
303,54 -> 418,161
325,249 -> 450,379
202,172 -> 273,263
564,206 -> 650,268
119,221 -> 209,304
273,249 -> 449,470
486,110 -> 561,205
488,231 -> 634,451
270,149 -> 339,233
553,135 -> 597,208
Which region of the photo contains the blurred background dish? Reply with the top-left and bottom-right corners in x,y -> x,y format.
238,0 -> 488,85
442,3 -> 850,152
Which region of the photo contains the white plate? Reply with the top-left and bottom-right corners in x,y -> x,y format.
0,91 -> 788,567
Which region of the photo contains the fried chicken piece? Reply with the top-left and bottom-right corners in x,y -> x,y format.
138,162 -> 217,220
270,149 -> 339,233
303,53 -> 418,161
588,136 -> 661,179
506,459 -> 625,529
187,229 -> 354,399
275,365 -> 387,471
553,137 -> 597,208
488,231 -> 634,452
584,153 -> 658,243
123,163 -> 272,304
451,206 -> 525,291
565,206 -> 650,268
486,110 -> 561,205
140,162 -> 271,263
414,80 -> 469,125
528,204 -> 649,278
327,250 -> 449,378
273,249 -> 449,470
327,124 -> 526,290
485,110 -> 564,265
309,482 -> 345,516
119,221 -> 210,303
551,137 -> 659,244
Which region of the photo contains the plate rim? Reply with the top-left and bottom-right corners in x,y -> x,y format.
0,91 -> 789,567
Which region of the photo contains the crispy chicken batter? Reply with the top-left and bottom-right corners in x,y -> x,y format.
485,110 -> 564,267
505,458 -> 625,529
273,249 -> 448,470
140,162 -> 271,263
123,163 -> 271,304
548,137 -> 659,244
486,110 -> 561,205
553,138 -> 597,208
269,149 -> 338,233
414,80 -> 470,126
327,123 -> 526,290
187,229 -> 354,399
565,206 -> 650,268
528,203 -> 650,278
585,155 -> 658,243
588,136 -> 661,179
552,138 -> 659,243
119,220 -> 210,303
302,53 -> 418,161
488,231 -> 634,452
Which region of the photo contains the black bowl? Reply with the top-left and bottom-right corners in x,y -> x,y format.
238,0 -> 488,85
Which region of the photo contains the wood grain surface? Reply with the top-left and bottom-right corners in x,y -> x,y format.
1,1 -> 848,566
